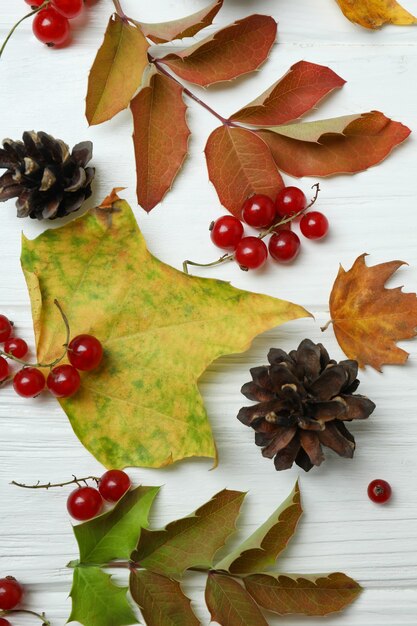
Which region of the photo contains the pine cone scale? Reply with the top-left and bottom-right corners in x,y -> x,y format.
238,339 -> 375,472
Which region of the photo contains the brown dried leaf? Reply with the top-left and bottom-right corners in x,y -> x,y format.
329,254 -> 417,370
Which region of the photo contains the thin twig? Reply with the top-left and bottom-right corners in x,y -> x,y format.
11,475 -> 99,490
0,2 -> 49,59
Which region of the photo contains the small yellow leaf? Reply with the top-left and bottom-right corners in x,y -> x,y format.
335,0 -> 417,29
21,195 -> 309,469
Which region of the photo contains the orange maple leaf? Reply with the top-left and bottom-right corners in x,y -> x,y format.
328,254 -> 417,371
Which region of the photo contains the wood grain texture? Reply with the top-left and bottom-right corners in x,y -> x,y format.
1,0 -> 417,624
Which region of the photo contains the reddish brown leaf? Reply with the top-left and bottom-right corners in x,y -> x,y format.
258,111 -> 411,177
130,570 -> 199,626
328,254 -> 417,370
159,15 -> 277,86
86,14 -> 149,125
205,573 -> 268,626
205,126 -> 284,216
137,0 -> 223,44
244,572 -> 361,616
130,70 -> 190,212
230,61 -> 345,126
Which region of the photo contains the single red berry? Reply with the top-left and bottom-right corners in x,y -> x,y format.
32,8 -> 70,46
67,486 -> 103,521
269,230 -> 301,263
25,0 -> 44,5
241,195 -> 276,229
210,216 -> 244,251
0,577 -> 23,611
0,315 -> 12,343
300,211 -> 329,240
0,357 -> 9,383
368,479 -> 392,504
276,186 -> 307,218
3,338 -> 28,360
99,470 -> 131,502
68,334 -> 103,371
13,368 -> 45,398
0,618 -> 12,626
47,364 -> 81,398
235,237 -> 268,270
51,0 -> 83,19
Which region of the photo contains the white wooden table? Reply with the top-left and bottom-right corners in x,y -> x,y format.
1,0 -> 417,624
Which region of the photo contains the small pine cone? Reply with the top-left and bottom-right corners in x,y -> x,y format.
0,131 -> 95,220
237,339 -> 375,472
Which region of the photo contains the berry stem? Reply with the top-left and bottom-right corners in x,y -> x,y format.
0,299 -> 70,369
11,475 -> 99,490
0,2 -> 49,59
0,609 -> 51,625
183,184 -> 320,274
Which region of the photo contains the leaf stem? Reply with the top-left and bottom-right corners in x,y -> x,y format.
11,475 -> 100,490
183,183 -> 320,274
0,609 -> 51,625
0,299 -> 70,370
112,0 -> 129,21
320,319 -> 333,332
151,57 -> 233,126
0,1 -> 49,60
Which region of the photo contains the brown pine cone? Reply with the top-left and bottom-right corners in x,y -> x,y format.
0,131 -> 94,220
237,339 -> 375,472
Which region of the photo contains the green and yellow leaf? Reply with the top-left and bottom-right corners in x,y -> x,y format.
131,489 -> 245,576
21,194 -> 308,469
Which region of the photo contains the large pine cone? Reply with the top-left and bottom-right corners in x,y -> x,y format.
0,131 -> 95,220
237,339 -> 375,472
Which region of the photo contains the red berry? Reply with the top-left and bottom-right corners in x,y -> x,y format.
51,0 -> 83,19
235,237 -> 268,270
300,211 -> 329,240
0,618 -> 12,626
68,334 -> 103,371
47,364 -> 80,398
32,8 -> 70,46
0,315 -> 12,343
99,470 -> 131,502
276,186 -> 307,218
0,577 -> 23,610
13,367 -> 45,398
269,231 -> 301,263
4,338 -> 28,359
368,479 -> 392,504
25,0 -> 44,5
67,486 -> 103,521
0,357 -> 9,383
210,216 -> 244,251
241,195 -> 276,229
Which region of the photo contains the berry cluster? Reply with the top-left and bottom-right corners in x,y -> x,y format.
211,186 -> 328,270
0,310 -> 103,399
0,577 -> 49,625
67,470 -> 132,520
26,0 -> 84,47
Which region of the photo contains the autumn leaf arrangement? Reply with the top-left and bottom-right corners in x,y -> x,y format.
81,0 -> 411,218
60,481 -> 361,626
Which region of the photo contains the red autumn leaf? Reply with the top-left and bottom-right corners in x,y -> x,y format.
257,111 -> 411,177
130,70 -> 190,212
230,61 -> 346,126
205,126 -> 284,216
137,0 -> 223,44
159,15 -> 277,86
